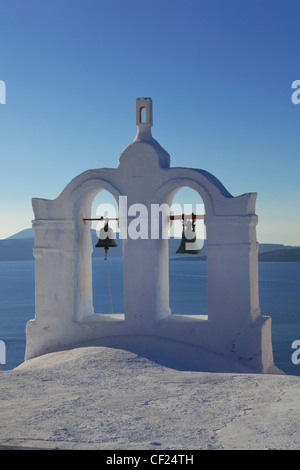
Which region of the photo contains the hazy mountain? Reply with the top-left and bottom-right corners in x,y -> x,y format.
6,228 -> 34,240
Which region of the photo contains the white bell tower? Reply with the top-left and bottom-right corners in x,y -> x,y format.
25,98 -> 278,374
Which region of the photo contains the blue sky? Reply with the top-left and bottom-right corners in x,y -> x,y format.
0,0 -> 300,244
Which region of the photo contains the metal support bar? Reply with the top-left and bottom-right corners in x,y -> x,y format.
83,214 -> 204,222
83,217 -> 119,222
169,213 -> 204,221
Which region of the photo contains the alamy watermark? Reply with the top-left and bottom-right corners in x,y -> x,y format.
291,80 -> 300,105
291,340 -> 300,365
0,80 -> 6,104
0,340 -> 6,364
93,197 -> 205,250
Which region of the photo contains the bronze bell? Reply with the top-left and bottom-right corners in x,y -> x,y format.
95,221 -> 118,259
176,219 -> 202,255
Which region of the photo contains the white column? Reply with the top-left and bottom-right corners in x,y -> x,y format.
205,215 -> 260,332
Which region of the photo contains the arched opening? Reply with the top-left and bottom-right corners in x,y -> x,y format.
168,187 -> 208,318
90,190 -> 124,317
140,106 -> 147,123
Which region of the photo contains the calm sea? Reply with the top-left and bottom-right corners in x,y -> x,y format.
0,258 -> 299,375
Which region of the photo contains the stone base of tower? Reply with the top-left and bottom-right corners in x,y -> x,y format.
25,312 -> 281,374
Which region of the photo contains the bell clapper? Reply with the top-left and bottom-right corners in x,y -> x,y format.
83,216 -> 118,314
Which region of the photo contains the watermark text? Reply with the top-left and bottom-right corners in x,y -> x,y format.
291,80 -> 300,105
0,80 -> 6,104
93,197 -> 205,249
291,340 -> 300,365
0,340 -> 6,364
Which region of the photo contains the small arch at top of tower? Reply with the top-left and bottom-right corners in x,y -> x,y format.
136,97 -> 153,127
140,106 -> 147,123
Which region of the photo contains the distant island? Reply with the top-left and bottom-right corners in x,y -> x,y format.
258,247 -> 300,262
0,228 -> 299,262
172,248 -> 300,262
